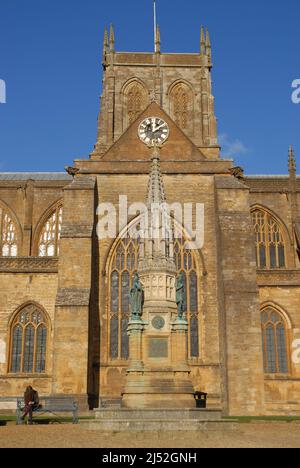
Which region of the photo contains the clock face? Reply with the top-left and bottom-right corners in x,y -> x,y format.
138,117 -> 169,146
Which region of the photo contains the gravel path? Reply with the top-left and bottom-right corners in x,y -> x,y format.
1,422 -> 300,448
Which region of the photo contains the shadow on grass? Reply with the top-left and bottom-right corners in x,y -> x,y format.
0,415 -> 95,426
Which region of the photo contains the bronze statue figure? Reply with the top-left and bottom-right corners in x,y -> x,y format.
130,273 -> 144,320
176,272 -> 186,319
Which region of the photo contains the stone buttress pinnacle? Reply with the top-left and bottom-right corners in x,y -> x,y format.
146,143 -> 166,206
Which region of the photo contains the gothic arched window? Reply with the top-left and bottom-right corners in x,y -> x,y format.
0,206 -> 18,257
109,238 -> 139,360
10,304 -> 48,374
174,238 -> 199,358
108,235 -> 200,361
38,205 -> 62,257
169,83 -> 193,131
261,307 -> 289,374
123,81 -> 148,129
252,209 -> 286,269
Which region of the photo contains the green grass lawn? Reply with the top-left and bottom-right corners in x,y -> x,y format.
225,416 -> 300,423
0,415 -> 16,422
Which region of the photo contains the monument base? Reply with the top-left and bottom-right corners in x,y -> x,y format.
121,369 -> 195,409
81,408 -> 237,432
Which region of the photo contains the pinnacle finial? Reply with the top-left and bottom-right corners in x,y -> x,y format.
200,26 -> 205,55
102,27 -> 109,65
289,145 -> 296,177
151,140 -> 160,160
110,24 -> 115,52
206,29 -> 211,59
155,25 -> 161,53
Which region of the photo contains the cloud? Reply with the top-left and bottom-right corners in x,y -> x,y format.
219,133 -> 249,158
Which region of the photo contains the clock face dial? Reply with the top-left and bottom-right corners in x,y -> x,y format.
138,117 -> 169,146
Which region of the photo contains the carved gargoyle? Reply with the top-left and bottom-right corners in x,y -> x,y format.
229,166 -> 244,180
64,166 -> 80,178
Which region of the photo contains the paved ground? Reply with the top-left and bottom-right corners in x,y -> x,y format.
0,422 -> 300,448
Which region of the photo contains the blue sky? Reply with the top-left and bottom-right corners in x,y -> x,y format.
0,0 -> 299,174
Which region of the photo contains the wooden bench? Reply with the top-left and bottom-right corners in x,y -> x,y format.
16,397 -> 78,425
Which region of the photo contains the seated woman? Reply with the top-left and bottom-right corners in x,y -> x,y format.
22,386 -> 39,424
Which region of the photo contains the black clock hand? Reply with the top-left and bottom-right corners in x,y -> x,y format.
153,123 -> 165,133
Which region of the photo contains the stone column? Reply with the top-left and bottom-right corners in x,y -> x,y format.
127,320 -> 145,372
122,319 -> 146,408
171,318 -> 190,372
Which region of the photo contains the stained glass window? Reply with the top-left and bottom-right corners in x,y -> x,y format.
36,326 -> 47,373
252,209 -> 286,269
110,315 -> 119,360
111,271 -> 119,313
11,325 -> 22,373
0,207 -> 18,257
108,234 -> 200,360
261,307 -> 289,374
190,315 -> 199,359
189,271 -> 198,313
38,205 -> 62,257
175,238 -> 199,358
10,304 -> 48,374
109,238 -> 139,360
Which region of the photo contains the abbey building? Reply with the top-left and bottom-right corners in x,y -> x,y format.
0,25 -> 299,415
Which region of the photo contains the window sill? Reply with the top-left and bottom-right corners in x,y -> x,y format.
104,360 -> 217,367
264,374 -> 294,381
105,360 -> 129,367
0,374 -> 51,379
257,268 -> 289,272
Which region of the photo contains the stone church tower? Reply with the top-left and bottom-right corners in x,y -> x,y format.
93,25 -> 218,157
0,24 -> 299,417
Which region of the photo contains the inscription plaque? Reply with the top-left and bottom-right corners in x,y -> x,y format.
148,338 -> 168,358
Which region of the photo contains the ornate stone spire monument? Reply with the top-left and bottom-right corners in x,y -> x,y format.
122,143 -> 195,409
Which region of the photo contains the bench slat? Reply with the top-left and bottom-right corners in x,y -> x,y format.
44,403 -> 76,411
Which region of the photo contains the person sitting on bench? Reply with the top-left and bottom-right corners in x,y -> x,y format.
22,386 -> 39,424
